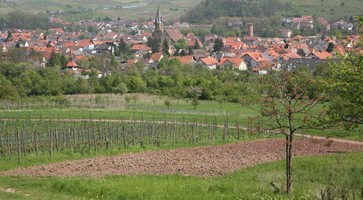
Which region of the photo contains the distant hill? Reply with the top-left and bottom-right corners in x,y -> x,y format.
0,0 -> 204,22
182,0 -> 363,24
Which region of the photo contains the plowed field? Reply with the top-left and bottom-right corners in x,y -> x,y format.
1,138 -> 362,178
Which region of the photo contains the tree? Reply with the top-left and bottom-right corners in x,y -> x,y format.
214,95 -> 227,108
213,38 -> 224,52
146,37 -> 160,53
119,38 -> 130,55
164,99 -> 172,109
0,73 -> 18,100
194,39 -> 200,49
162,39 -> 170,55
4,30 -> 12,42
189,86 -> 202,110
326,42 -> 334,53
327,17 -> 363,128
249,70 -> 325,194
124,95 -> 132,107
174,38 -> 187,52
113,82 -> 128,95
188,47 -> 194,55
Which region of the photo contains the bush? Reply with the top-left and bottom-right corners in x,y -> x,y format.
51,95 -> 70,106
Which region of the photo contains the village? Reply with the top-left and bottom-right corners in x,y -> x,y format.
0,7 -> 360,77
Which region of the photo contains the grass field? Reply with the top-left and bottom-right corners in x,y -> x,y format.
0,150 -> 362,199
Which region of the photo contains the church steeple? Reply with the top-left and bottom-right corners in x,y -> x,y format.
155,5 -> 162,24
154,5 -> 164,35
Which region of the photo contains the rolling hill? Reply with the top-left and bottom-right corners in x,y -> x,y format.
181,0 -> 363,24
0,0 -> 204,22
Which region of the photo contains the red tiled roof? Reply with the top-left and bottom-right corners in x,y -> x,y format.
48,28 -> 64,34
131,44 -> 151,51
127,59 -> 138,65
313,52 -> 332,59
150,53 -> 163,62
171,55 -> 195,65
76,40 -> 93,47
164,29 -> 183,43
200,57 -> 218,65
242,52 -> 268,63
220,57 -> 244,66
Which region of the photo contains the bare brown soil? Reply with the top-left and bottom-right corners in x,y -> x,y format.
1,138 -> 362,178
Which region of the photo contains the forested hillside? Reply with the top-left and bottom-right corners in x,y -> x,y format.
182,0 -> 363,24
181,0 -> 283,24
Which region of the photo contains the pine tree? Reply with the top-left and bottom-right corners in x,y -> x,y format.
194,39 -> 200,49
162,40 -> 169,55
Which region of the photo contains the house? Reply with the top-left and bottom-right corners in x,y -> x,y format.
309,52 -> 332,60
17,40 -> 29,48
240,52 -> 269,69
48,28 -> 64,34
284,58 -> 338,73
171,55 -> 196,65
149,52 -> 163,63
131,44 -> 151,53
296,48 -> 311,57
61,48 -> 87,77
280,29 -> 292,38
219,58 -> 247,70
198,57 -> 219,69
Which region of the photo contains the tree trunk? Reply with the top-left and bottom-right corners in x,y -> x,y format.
286,134 -> 293,194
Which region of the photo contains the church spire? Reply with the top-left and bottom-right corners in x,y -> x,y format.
155,5 -> 162,24
153,4 -> 164,39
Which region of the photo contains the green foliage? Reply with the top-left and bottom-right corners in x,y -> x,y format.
113,82 -> 128,95
0,11 -> 62,30
174,38 -> 187,51
182,0 -> 284,24
162,39 -> 170,55
147,37 -> 160,53
118,38 -> 132,58
164,99 -> 172,108
0,53 -> 259,104
48,52 -> 67,68
327,18 -> 363,128
0,73 -> 18,100
213,38 -> 224,52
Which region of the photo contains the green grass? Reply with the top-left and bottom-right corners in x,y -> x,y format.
0,151 -> 362,199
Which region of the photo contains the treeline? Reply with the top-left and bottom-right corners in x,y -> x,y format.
0,59 -> 257,102
211,16 -> 282,37
0,11 -> 61,30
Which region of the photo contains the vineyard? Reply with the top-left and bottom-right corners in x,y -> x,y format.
0,111 -> 255,162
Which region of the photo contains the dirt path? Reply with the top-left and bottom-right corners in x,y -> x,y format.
1,138 -> 362,178
296,133 -> 363,145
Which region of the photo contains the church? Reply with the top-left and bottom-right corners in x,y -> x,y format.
152,6 -> 183,46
